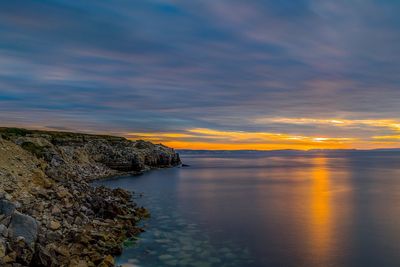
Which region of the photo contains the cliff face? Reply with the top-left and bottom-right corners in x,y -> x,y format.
0,128 -> 181,267
1,128 -> 180,182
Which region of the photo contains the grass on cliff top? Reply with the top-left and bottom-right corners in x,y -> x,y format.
20,141 -> 47,158
0,127 -> 126,141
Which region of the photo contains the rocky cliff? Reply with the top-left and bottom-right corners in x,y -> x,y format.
0,128 -> 181,266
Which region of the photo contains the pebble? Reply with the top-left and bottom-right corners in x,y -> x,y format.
49,220 -> 61,230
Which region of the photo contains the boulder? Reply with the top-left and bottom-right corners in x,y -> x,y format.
0,199 -> 16,216
8,212 -> 38,246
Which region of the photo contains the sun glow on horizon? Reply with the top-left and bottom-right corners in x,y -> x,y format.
124,117 -> 400,150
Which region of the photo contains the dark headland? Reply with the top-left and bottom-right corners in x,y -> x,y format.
0,127 -> 181,266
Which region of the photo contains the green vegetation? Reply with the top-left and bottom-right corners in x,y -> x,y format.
20,141 -> 47,158
0,127 -> 125,141
0,127 -> 30,139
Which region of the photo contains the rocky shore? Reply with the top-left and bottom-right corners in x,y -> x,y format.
0,128 -> 181,266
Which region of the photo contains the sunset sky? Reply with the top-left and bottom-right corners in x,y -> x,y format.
1,1 -> 400,150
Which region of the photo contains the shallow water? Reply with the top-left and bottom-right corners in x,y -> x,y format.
95,151 -> 400,267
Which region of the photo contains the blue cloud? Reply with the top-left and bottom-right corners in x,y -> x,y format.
0,0 -> 400,142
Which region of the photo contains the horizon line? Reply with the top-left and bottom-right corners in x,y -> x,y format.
176,148 -> 400,152
2,125 -> 400,152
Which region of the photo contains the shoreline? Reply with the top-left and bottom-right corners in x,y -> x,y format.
0,127 -> 181,266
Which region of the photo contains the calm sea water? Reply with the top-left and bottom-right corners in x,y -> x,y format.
96,151 -> 400,267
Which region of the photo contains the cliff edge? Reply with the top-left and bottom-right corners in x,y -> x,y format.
0,127 -> 181,267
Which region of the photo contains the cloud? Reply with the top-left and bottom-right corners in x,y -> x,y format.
0,0 -> 400,148
254,118 -> 400,131
126,127 -> 359,150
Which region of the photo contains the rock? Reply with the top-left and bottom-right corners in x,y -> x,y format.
0,215 -> 11,227
74,216 -> 83,225
51,205 -> 61,214
0,238 -> 6,257
31,245 -> 55,266
56,187 -> 69,198
45,230 -> 61,242
53,244 -> 70,257
48,220 -> 61,231
0,224 -> 7,237
8,212 -> 38,246
0,200 -> 16,216
69,259 -> 89,267
3,251 -> 16,263
12,237 -> 34,266
0,128 -> 181,266
99,255 -> 114,267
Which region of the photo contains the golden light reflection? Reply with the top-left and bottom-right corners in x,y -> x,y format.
309,157 -> 332,263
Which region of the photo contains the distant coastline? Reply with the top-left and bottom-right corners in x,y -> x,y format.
178,148 -> 400,157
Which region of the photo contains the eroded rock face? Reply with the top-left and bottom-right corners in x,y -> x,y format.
0,128 -> 181,266
7,131 -> 180,182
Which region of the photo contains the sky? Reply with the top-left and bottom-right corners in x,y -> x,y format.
1,0 -> 400,150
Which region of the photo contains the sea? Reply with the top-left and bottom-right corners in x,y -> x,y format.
95,150 -> 400,267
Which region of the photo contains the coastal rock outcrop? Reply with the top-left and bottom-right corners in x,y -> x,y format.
5,129 -> 180,182
0,127 -> 181,266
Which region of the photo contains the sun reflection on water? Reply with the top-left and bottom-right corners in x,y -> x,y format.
309,156 -> 333,264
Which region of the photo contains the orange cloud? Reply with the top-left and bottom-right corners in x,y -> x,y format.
126,128 -> 360,150
124,115 -> 400,150
255,117 -> 400,131
372,135 -> 400,140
